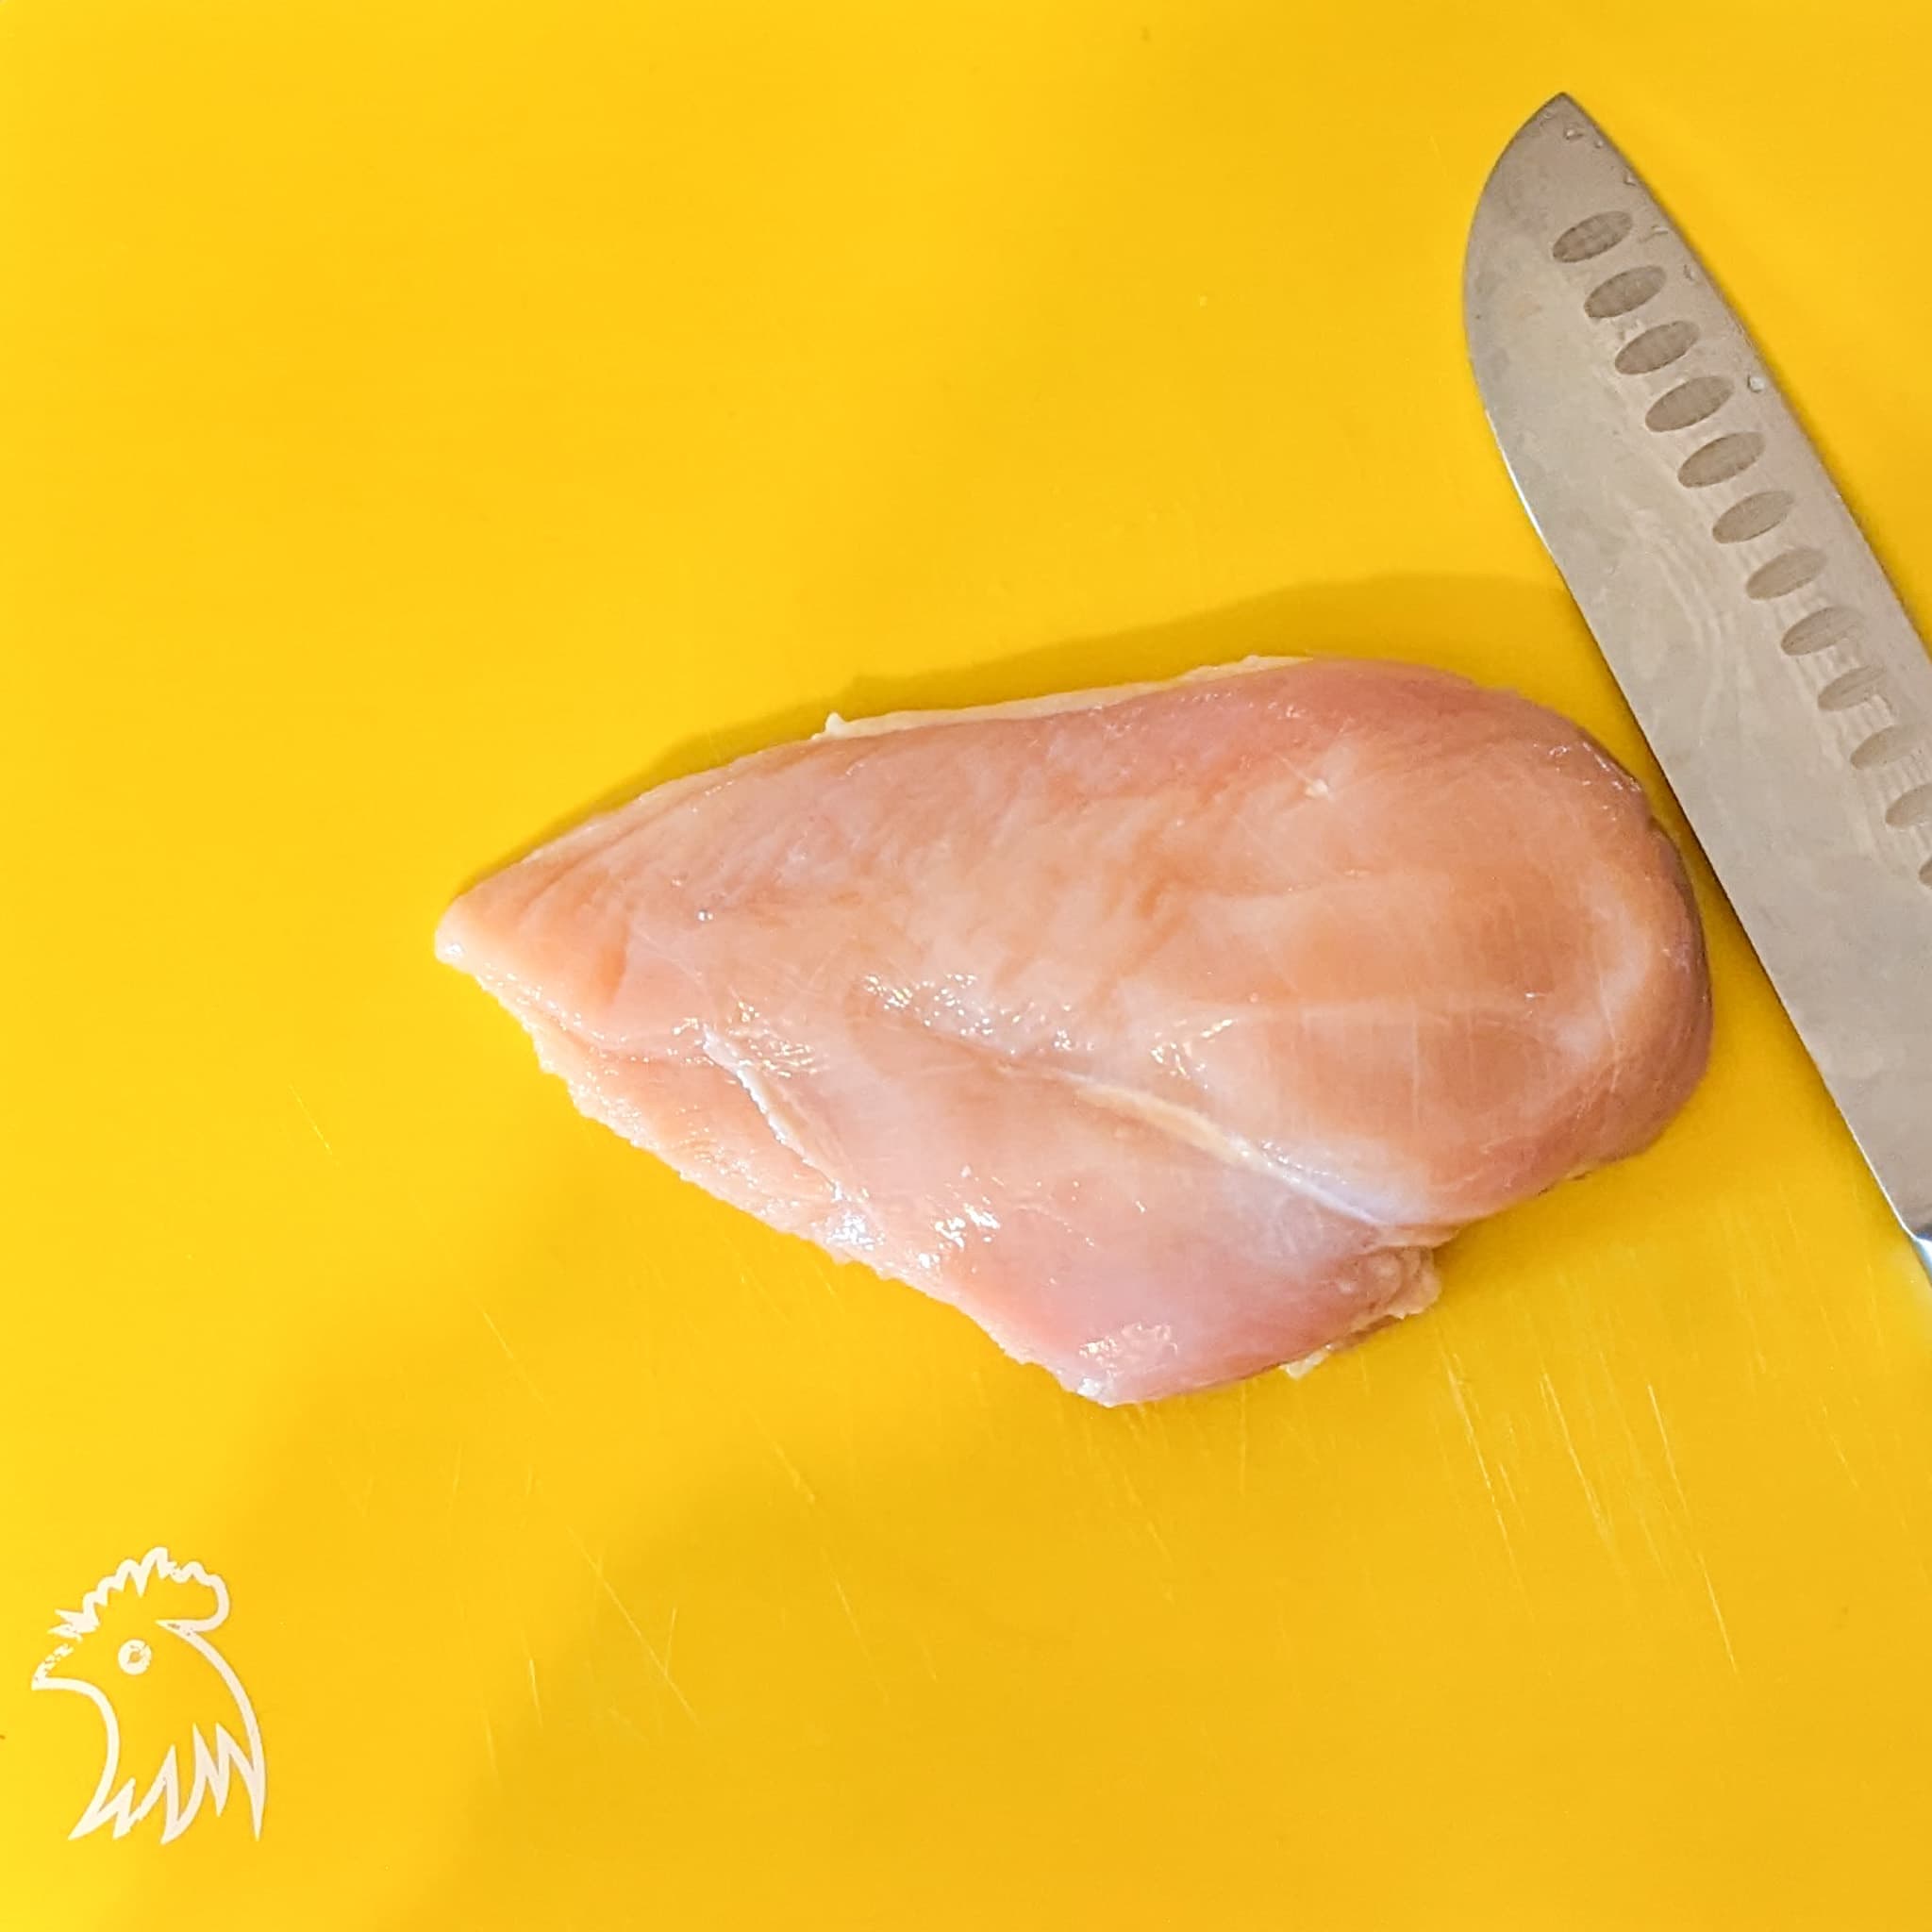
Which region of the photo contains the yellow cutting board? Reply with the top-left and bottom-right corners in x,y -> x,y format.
5,2 -> 1930,1925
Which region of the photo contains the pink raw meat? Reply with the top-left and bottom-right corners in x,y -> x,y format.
437,658 -> 1710,1403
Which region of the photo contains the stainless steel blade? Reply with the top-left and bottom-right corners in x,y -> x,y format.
1465,94 -> 1932,1268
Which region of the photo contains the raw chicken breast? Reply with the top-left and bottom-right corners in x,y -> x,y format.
438,658 -> 1710,1404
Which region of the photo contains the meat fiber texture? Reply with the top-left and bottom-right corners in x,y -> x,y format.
438,658 -> 1711,1405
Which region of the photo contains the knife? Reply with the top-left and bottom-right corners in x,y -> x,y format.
1464,94 -> 1932,1274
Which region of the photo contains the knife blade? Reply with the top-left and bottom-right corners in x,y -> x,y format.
1464,94 -> 1932,1273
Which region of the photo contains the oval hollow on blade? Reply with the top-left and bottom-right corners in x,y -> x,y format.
438,658 -> 1711,1404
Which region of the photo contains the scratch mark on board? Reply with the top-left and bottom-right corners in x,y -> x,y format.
475,1302 -> 554,1414
764,1434 -> 821,1508
828,1570 -> 865,1644
560,1522 -> 697,1721
288,1084 -> 334,1155
824,1558 -> 892,1706
1646,1384 -> 1740,1674
1443,1354 -> 1525,1594
1541,1374 -> 1617,1555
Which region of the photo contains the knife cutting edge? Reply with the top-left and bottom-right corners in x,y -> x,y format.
1463,94 -> 1932,1275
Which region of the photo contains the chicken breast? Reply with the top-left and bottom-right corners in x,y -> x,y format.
437,657 -> 1710,1404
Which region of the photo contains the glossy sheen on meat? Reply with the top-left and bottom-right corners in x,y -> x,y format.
437,658 -> 1711,1404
